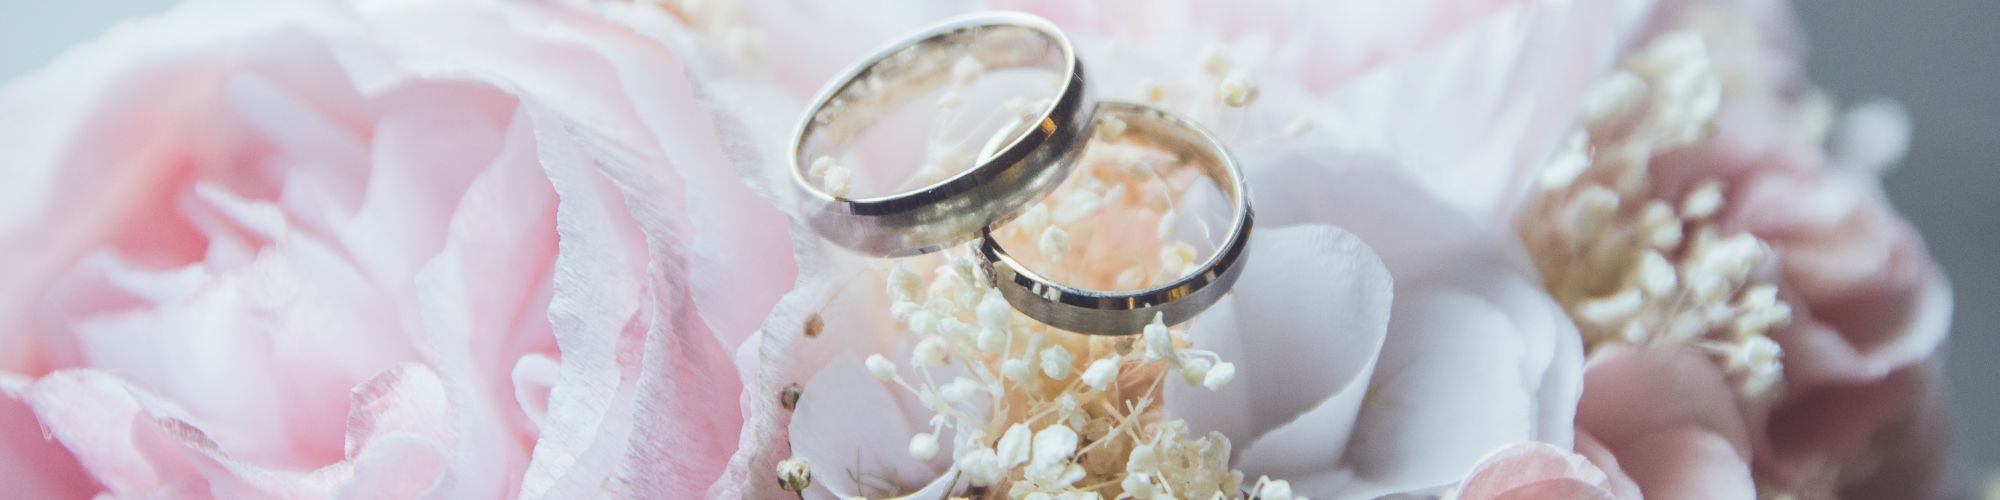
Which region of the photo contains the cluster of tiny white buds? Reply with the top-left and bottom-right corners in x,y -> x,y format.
835,110 -> 1290,497
808,155 -> 853,198
1524,28 -> 1793,401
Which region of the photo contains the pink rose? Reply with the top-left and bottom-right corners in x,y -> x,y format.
0,0 -> 794,497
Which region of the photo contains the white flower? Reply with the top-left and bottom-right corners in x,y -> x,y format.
997,423 -> 1033,469
865,354 -> 896,381
909,432 -> 940,460
1082,357 -> 1120,392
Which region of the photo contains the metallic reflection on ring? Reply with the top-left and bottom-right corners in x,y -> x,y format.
791,12 -> 1092,257
979,100 -> 1253,336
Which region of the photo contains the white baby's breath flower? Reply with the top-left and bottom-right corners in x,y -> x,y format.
1218,73 -> 1257,107
822,164 -> 852,197
1040,345 -> 1074,380
865,354 -> 896,381
1082,357 -> 1120,392
909,432 -> 939,460
1202,362 -> 1236,390
997,423 -> 1033,469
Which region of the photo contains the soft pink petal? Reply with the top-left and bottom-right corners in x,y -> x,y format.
515,110 -> 655,500
1243,148 -> 1583,496
0,375 -> 96,498
1456,442 -> 1616,500
1576,347 -> 1750,456
1615,428 -> 1755,500
1167,226 -> 1394,483
1312,0 -> 1652,217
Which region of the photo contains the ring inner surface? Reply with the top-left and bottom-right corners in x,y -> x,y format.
796,23 -> 1069,202
987,102 -> 1246,301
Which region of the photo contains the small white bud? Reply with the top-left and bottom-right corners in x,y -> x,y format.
1561,185 -> 1620,237
913,336 -> 946,366
908,309 -> 940,336
822,164 -> 852,197
1640,201 -> 1683,250
909,432 -> 940,460
887,264 -> 921,303
997,423 -> 1033,468
1125,443 -> 1157,473
1576,288 -> 1644,325
1040,345 -> 1074,380
1728,335 -> 1782,373
977,288 -> 1012,331
961,448 -> 1003,486
1030,424 -> 1080,469
865,354 -> 896,381
1002,358 -> 1032,384
1218,72 -> 1256,107
1082,357 -> 1120,391
1637,251 -> 1679,295
977,327 -> 1008,353
1179,356 -> 1213,385
1039,226 -> 1070,261
1256,478 -> 1295,500
1143,313 -> 1174,360
1156,210 -> 1178,240
1202,362 -> 1236,390
1682,180 -> 1725,219
1122,474 -> 1158,498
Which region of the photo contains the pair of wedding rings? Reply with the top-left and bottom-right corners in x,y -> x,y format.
790,13 -> 1252,336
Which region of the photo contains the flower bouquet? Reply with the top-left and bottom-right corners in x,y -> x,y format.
0,0 -> 1950,499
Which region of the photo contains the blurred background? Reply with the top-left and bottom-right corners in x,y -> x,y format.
3,1 -> 1994,496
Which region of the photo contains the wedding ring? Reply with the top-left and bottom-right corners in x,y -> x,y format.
791,12 -> 1091,257
979,101 -> 1253,335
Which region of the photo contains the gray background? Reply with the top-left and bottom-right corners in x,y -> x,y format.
2,0 -> 1994,496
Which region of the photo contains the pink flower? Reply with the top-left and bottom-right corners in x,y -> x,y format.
1534,1 -> 1954,497
0,0 -> 793,497
1453,441 -> 1633,500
